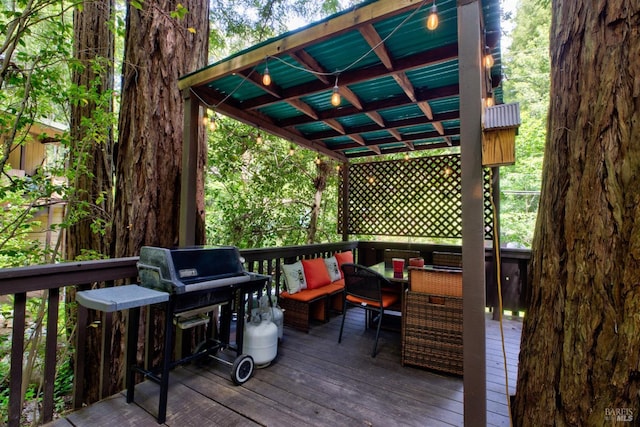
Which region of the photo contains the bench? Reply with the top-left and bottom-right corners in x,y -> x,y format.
278,251 -> 353,333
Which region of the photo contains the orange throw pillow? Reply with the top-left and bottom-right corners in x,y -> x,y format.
334,251 -> 354,277
301,258 -> 332,289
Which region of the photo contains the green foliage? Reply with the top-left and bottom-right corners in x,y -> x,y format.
205,117 -> 341,248
499,0 -> 550,248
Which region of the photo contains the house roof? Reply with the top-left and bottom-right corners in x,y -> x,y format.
178,0 -> 503,161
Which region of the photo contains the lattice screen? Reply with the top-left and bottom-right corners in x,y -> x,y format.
338,154 -> 494,239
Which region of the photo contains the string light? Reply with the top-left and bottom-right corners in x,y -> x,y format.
426,2 -> 439,31
404,153 -> 410,161
289,145 -> 295,156
202,112 -> 217,131
315,156 -> 322,165
483,46 -> 494,68
485,91 -> 495,107
262,61 -> 271,86
256,133 -> 263,144
331,77 -> 341,107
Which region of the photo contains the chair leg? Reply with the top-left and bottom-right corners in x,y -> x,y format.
338,301 -> 347,344
372,307 -> 383,358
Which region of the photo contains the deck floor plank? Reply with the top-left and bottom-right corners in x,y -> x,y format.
49,311 -> 522,427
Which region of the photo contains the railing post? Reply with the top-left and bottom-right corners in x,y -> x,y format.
8,292 -> 26,427
43,288 -> 60,423
73,303 -> 88,409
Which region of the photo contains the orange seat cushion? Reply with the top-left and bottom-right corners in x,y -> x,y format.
280,287 -> 328,302
302,258 -> 332,289
334,251 -> 354,278
323,280 -> 344,294
346,292 -> 399,308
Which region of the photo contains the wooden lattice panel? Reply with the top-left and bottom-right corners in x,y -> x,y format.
338,155 -> 494,239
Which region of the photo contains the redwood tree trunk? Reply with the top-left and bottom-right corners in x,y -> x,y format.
514,2 -> 640,425
307,160 -> 329,243
110,0 -> 208,396
68,0 -> 114,404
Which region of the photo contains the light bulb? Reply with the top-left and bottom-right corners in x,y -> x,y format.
426,3 -> 438,31
289,146 -> 295,156
262,65 -> 271,86
404,153 -> 410,161
485,93 -> 495,107
209,116 -> 217,131
331,84 -> 341,107
256,133 -> 263,144
484,47 -> 494,68
202,114 -> 209,126
315,156 -> 321,165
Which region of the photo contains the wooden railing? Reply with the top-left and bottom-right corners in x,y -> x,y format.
0,241 -> 529,426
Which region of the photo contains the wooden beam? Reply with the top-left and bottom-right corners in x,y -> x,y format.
240,69 -> 282,98
305,110 -> 460,140
178,0 -> 425,89
287,98 -> 319,120
458,1 -> 487,425
432,121 -> 445,135
389,128 -> 403,141
359,24 -> 394,70
197,88 -> 346,161
338,86 -> 363,110
418,101 -> 434,120
365,111 -> 385,127
324,118 -> 346,135
179,90 -> 199,247
349,134 -> 366,146
242,43 -> 458,111
393,72 -> 417,102
279,83 -> 460,128
289,49 -> 331,85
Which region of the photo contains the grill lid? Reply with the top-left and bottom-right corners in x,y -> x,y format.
138,246 -> 249,294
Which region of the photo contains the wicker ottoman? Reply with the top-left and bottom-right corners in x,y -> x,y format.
401,290 -> 463,375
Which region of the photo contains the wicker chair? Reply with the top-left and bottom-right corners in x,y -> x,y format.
338,263 -> 400,357
383,249 -> 421,268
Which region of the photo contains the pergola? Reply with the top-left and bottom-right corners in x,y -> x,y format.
177,0 -> 504,424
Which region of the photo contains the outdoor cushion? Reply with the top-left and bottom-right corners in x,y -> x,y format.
280,287 -> 328,302
282,261 -> 307,294
324,256 -> 342,282
346,292 -> 399,308
334,251 -> 354,277
302,258 -> 332,289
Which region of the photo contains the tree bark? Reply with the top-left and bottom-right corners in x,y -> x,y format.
113,0 -> 207,256
513,1 -> 640,425
68,0 -> 115,404
68,0 -> 115,261
307,160 -> 329,244
110,0 -> 208,396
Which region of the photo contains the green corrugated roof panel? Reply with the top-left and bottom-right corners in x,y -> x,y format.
376,4 -> 458,58
303,30 -> 380,75
266,55 -> 320,89
426,97 -> 460,114
257,102 -> 305,121
208,74 -> 266,103
406,60 -> 459,88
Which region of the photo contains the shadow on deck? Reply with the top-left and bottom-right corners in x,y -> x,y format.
48,311 -> 522,427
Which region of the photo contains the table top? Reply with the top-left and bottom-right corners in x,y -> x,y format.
369,262 -> 408,283
369,262 -> 462,284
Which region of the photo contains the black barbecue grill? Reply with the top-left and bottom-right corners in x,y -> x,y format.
126,245 -> 270,423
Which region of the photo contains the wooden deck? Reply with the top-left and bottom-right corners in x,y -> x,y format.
48,310 -> 521,427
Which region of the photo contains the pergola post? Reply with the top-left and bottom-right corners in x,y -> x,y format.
179,89 -> 199,247
458,0 -> 487,424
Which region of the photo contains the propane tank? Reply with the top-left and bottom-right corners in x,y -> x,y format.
260,294 -> 284,340
243,313 -> 278,368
